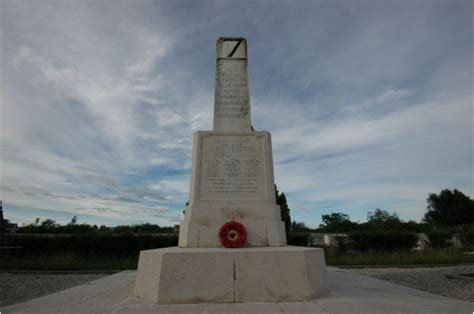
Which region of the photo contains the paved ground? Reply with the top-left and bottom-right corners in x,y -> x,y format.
1,268 -> 472,313
0,272 -> 109,307
349,265 -> 474,302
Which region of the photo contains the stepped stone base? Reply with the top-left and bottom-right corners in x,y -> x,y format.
134,246 -> 328,304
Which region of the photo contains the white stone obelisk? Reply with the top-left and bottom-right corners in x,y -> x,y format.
134,38 -> 327,304
178,37 -> 286,248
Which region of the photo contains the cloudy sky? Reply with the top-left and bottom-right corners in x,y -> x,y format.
1,0 -> 472,228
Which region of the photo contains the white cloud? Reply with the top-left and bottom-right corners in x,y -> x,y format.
149,176 -> 190,202
1,1 -> 471,227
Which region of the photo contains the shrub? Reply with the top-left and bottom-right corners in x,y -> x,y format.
287,233 -> 309,246
426,231 -> 451,249
348,230 -> 418,252
335,235 -> 350,253
461,229 -> 474,246
6,234 -> 178,258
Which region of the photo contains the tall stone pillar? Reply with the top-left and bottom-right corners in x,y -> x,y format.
178,38 -> 286,248
134,38 -> 327,304
213,38 -> 251,132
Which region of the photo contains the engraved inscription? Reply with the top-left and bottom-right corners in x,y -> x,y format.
227,39 -> 243,57
218,38 -> 246,59
214,61 -> 250,121
199,135 -> 266,200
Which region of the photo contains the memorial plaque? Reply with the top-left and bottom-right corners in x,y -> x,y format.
198,135 -> 267,200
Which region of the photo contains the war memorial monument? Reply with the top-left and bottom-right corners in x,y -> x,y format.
134,37 -> 328,304
3,37 -> 472,314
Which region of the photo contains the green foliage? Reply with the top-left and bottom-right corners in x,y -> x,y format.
423,189 -> 474,225
397,220 -> 429,233
290,221 -> 312,232
111,224 -> 176,234
316,210 -> 430,233
459,227 -> 474,246
365,209 -> 402,229
7,234 -> 178,258
320,212 -> 357,232
326,248 -> 474,266
40,219 -> 60,231
287,232 -> 309,246
275,185 -> 291,236
18,221 -> 176,234
348,230 -> 418,252
3,249 -> 473,270
426,231 -> 451,249
335,235 -> 350,253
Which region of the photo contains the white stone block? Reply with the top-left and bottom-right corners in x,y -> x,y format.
235,247 -> 327,302
134,246 -> 327,304
179,131 -> 287,247
135,247 -> 234,304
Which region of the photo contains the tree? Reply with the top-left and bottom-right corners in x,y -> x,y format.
320,212 -> 356,232
366,209 -> 401,229
0,206 -> 4,246
69,215 -> 78,225
290,221 -> 311,232
423,189 -> 474,225
275,185 -> 291,236
39,219 -> 59,232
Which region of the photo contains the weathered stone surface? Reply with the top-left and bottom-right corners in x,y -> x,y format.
140,37 -> 311,306
134,246 -> 327,304
135,247 -> 234,304
235,247 -> 328,302
179,131 -> 286,247
214,38 -> 251,133
179,38 -> 287,248
198,133 -> 267,200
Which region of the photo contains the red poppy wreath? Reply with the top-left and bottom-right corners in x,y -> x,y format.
219,221 -> 247,248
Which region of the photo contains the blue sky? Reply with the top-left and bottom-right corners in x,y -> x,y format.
1,0 -> 472,228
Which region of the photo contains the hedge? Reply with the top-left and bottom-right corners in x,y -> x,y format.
287,233 -> 310,246
461,229 -> 474,246
6,234 -> 178,257
348,230 -> 418,252
426,231 -> 451,249
8,233 -> 314,256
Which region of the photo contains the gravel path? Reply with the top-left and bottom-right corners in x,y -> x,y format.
350,265 -> 474,302
0,272 -> 109,307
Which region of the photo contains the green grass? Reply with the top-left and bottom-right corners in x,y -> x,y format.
0,254 -> 137,271
326,248 -> 474,266
1,248 -> 473,271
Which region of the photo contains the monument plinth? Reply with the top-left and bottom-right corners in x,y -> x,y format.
134,37 -> 327,304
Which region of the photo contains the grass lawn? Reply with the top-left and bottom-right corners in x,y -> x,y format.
1,248 -> 473,271
326,248 -> 474,267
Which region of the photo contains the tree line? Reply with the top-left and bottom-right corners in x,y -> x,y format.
16,218 -> 177,234
11,188 -> 473,235
317,188 -> 473,233
286,188 -> 473,234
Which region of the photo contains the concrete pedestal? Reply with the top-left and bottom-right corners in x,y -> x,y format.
134,246 -> 328,304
